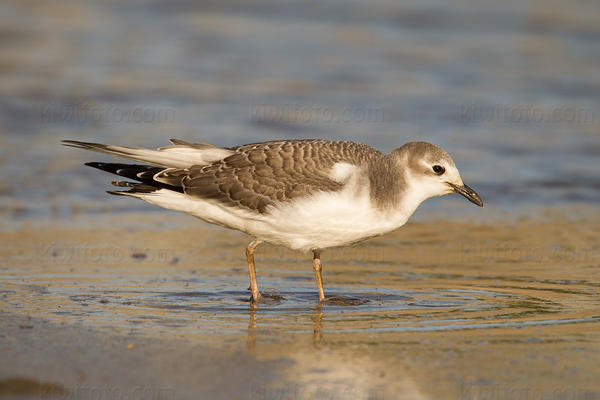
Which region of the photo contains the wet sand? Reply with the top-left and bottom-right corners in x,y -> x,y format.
1,212 -> 599,399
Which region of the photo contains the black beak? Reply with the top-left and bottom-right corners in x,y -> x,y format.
448,183 -> 483,207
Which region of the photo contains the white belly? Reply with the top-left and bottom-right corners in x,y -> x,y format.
137,184 -> 421,253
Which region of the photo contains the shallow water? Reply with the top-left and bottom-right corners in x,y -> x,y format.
4,271 -> 599,337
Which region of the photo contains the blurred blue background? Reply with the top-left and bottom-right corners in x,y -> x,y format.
0,0 -> 598,222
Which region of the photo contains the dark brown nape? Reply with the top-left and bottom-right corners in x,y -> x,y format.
367,155 -> 405,210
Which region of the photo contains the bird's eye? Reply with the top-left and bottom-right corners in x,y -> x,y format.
432,165 -> 445,175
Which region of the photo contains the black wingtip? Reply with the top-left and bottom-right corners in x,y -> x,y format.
84,162 -> 106,170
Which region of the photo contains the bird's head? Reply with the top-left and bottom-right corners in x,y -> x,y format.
392,141 -> 483,207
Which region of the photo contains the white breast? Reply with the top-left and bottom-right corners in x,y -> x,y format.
241,165 -> 418,252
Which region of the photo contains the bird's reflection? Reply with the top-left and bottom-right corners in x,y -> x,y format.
247,304 -> 258,351
312,304 -> 323,347
246,304 -> 324,351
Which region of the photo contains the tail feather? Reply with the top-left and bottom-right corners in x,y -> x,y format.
62,139 -> 234,168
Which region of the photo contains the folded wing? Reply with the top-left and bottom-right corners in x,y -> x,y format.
65,139 -> 380,214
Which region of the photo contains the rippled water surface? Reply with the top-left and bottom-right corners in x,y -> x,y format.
4,272 -> 599,336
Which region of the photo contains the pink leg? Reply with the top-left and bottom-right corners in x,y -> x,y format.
312,251 -> 325,302
246,239 -> 263,303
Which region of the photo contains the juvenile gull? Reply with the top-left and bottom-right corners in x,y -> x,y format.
62,139 -> 483,303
